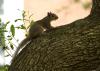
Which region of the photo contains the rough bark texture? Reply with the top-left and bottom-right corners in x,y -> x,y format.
9,0 -> 100,71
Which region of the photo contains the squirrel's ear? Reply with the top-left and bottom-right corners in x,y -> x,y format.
48,12 -> 52,16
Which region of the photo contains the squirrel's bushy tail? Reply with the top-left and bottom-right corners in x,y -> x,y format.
11,37 -> 30,63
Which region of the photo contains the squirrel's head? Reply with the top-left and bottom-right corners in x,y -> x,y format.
47,12 -> 58,20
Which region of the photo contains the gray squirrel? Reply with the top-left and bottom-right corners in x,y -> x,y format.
12,12 -> 58,62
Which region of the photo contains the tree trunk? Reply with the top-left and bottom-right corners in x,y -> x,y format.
9,0 -> 100,71
90,0 -> 100,17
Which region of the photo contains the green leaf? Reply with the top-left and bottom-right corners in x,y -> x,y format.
15,19 -> 22,22
7,35 -> 12,40
15,26 -> 20,29
5,21 -> 10,25
0,18 -> 1,25
7,35 -> 11,37
20,25 -> 26,29
5,54 -> 10,57
8,37 -> 12,40
10,44 -> 14,49
10,24 -> 15,37
22,11 -> 26,18
2,21 -> 10,29
1,29 -> 8,32
4,30 -> 8,32
15,25 -> 26,29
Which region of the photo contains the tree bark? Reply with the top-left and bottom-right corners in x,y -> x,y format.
9,0 -> 100,71
90,0 -> 100,16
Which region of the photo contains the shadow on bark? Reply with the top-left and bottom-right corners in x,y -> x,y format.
9,0 -> 100,71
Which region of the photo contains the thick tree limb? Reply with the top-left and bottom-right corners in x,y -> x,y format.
9,0 -> 100,71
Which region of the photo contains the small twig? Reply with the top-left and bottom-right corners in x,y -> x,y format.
5,49 -> 13,57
